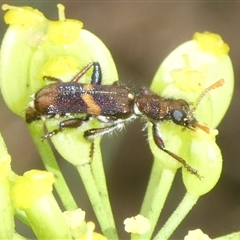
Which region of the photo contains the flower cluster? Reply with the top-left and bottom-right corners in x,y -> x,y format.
0,3 -> 235,240
149,31 -> 233,196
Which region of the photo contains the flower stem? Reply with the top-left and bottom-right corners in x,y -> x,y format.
153,192 -> 199,240
15,209 -> 30,227
91,140 -> 116,228
0,178 -> 14,239
138,159 -> 176,240
140,158 -> 163,214
0,134 -> 14,239
25,193 -> 72,240
76,160 -> 118,239
28,123 -> 78,210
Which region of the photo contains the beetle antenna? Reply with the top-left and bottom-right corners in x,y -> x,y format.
195,123 -> 210,133
191,79 -> 224,113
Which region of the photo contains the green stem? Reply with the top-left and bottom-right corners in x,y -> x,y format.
28,123 -> 78,210
0,179 -> 14,239
140,158 -> 163,214
76,163 -> 118,240
153,192 -> 199,240
137,160 -> 176,240
0,133 -> 14,239
91,140 -> 116,231
25,193 -> 72,240
15,209 -> 30,227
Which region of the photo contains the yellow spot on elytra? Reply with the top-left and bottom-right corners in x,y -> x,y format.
82,85 -> 101,115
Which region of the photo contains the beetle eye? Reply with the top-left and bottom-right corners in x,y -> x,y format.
171,109 -> 186,125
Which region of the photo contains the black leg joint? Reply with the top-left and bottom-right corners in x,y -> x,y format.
91,62 -> 102,85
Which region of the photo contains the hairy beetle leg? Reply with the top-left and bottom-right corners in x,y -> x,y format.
152,123 -> 202,179
41,116 -> 90,141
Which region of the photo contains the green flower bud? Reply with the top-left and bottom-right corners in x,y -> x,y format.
11,170 -> 72,239
11,170 -> 55,209
148,122 -> 190,172
182,130 -> 222,196
151,31 -> 233,127
0,4 -> 117,117
148,32 -> 233,194
1,4 -> 117,166
45,118 -> 102,166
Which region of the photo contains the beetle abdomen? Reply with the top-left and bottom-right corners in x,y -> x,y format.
34,83 -> 134,118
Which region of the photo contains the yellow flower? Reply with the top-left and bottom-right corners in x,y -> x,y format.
184,229 -> 212,240
11,170 -> 72,239
11,170 -> 54,209
193,31 -> 229,55
124,214 -> 151,235
63,208 -> 86,230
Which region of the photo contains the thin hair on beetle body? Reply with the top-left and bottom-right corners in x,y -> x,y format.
25,62 -> 224,179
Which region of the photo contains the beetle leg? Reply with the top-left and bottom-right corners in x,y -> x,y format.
84,123 -> 122,141
70,62 -> 102,85
152,123 -> 202,179
43,76 -> 63,82
84,123 -> 122,162
41,116 -> 90,141
42,62 -> 102,84
90,62 -> 102,85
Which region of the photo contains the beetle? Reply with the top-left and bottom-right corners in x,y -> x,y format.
26,62 -> 224,178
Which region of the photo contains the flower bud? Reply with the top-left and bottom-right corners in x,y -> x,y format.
182,130 -> 222,196
184,229 -> 212,240
0,4 -> 117,117
1,4 -> 117,166
124,214 -> 151,235
148,32 -> 232,192
11,170 -> 55,209
11,170 -> 72,239
151,31 -> 233,127
63,208 -> 86,230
